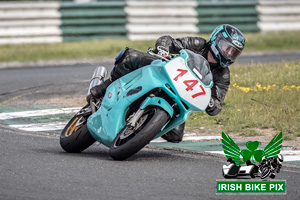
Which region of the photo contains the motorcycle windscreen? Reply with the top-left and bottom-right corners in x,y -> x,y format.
185,50 -> 213,86
164,57 -> 211,111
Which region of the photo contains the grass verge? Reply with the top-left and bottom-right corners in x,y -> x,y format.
1,31 -> 300,63
186,61 -> 300,141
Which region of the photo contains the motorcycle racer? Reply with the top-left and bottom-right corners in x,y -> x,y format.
90,24 -> 245,143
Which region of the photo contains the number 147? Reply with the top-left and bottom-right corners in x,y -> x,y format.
173,69 -> 206,98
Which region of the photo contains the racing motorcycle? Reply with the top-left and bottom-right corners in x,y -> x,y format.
60,49 -> 213,160
258,155 -> 283,179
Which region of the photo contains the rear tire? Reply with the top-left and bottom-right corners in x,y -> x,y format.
109,107 -> 169,160
60,115 -> 96,153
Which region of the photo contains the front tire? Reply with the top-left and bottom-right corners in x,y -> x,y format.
260,167 -> 271,179
109,107 -> 169,160
60,115 -> 96,153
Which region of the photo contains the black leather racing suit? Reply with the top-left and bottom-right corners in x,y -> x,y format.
91,35 -> 230,142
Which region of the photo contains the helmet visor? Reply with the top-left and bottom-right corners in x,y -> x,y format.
217,39 -> 241,62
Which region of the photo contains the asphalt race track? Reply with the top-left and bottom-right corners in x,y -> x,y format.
1,126 -> 300,200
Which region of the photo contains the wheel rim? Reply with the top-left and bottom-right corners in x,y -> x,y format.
120,113 -> 148,140
65,117 -> 84,137
114,108 -> 156,147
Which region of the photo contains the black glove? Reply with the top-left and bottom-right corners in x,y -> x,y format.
205,97 -> 222,116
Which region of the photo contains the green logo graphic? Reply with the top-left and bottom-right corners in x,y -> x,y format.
220,132 -> 285,194
221,132 -> 284,179
222,132 -> 283,165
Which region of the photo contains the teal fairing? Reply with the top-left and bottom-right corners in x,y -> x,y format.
87,50 -> 213,147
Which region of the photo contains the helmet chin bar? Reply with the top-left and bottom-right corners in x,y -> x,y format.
210,43 -> 219,56
210,44 -> 230,68
207,47 -> 218,64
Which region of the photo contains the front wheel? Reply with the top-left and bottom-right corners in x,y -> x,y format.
109,107 -> 169,160
60,114 -> 96,153
260,167 -> 271,179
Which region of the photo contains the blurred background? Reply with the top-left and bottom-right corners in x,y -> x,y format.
1,0 -> 299,44
1,0 -> 300,62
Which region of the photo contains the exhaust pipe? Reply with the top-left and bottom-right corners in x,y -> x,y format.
86,66 -> 107,102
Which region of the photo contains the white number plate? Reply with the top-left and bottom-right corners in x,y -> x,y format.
164,57 -> 211,111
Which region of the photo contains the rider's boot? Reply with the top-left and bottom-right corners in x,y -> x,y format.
90,79 -> 112,99
161,122 -> 185,143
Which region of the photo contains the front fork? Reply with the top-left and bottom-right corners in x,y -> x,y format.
89,98 -> 99,114
127,109 -> 145,127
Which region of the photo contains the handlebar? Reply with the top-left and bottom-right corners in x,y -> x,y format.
147,47 -> 175,61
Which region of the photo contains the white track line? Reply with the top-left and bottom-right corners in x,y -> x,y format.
0,107 -> 81,120
9,121 -> 68,132
151,135 -> 221,143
